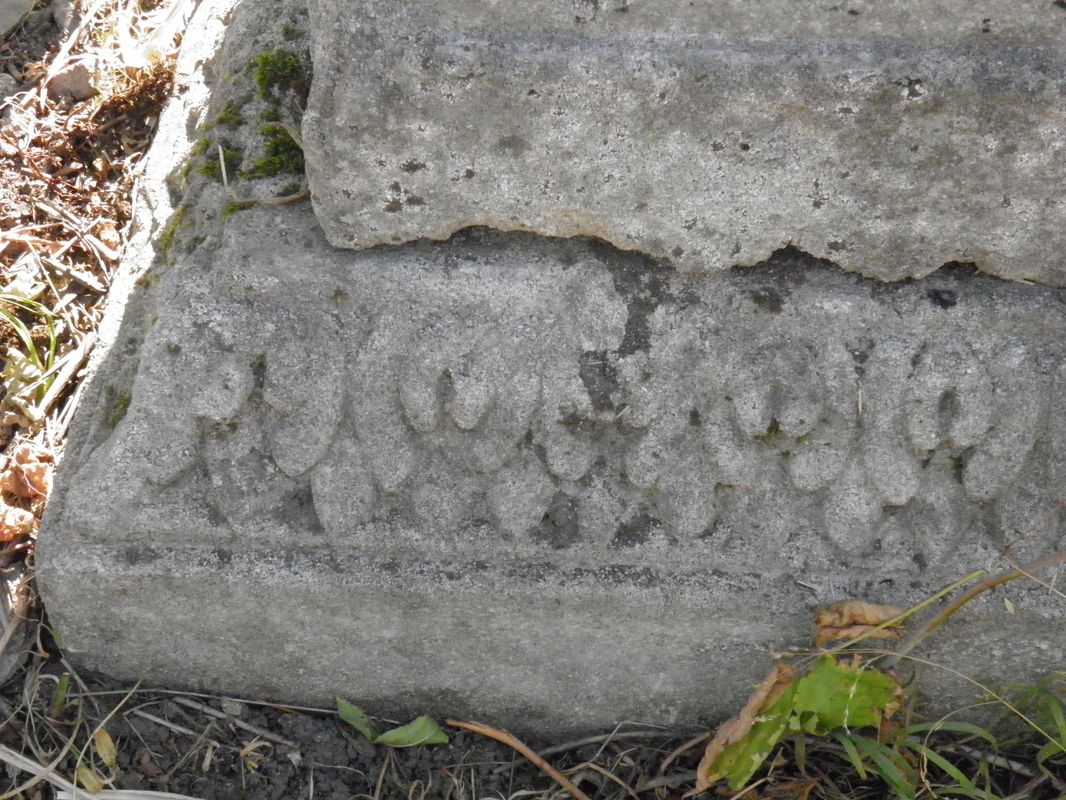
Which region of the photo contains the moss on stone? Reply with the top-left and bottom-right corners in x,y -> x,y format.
157,205 -> 187,258
216,100 -> 244,127
194,145 -> 243,181
252,48 -> 303,99
108,390 -> 132,428
242,124 -> 304,178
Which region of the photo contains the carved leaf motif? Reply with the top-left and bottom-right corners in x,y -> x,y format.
614,353 -> 660,430
350,325 -> 418,493
906,340 -> 992,451
538,368 -> 597,480
823,452 -> 881,551
1047,360 -> 1066,503
203,404 -> 297,522
449,367 -> 493,430
862,340 -> 919,506
576,473 -> 633,546
122,404 -> 200,487
624,410 -> 687,490
963,344 -> 1043,501
659,453 -> 718,540
701,401 -> 758,487
189,351 -> 255,422
399,352 -> 444,433
788,421 -> 852,492
410,457 -> 477,530
487,455 -> 555,539
465,371 -> 540,473
310,435 -> 376,535
772,343 -> 823,438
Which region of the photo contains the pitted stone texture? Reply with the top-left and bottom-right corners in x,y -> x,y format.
38,209 -> 1066,729
304,0 -> 1066,284
49,232 -> 1066,567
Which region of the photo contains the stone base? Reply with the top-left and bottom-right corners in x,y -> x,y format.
36,0 -> 1066,732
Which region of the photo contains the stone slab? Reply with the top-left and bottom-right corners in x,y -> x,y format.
0,0 -> 33,36
39,219 -> 1066,731
36,0 -> 1066,733
304,0 -> 1066,284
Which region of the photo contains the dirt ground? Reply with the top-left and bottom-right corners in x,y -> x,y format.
0,653 -> 702,800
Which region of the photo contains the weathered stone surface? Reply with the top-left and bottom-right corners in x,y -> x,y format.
304,0 -> 1066,284
0,0 -> 32,37
39,206 -> 1066,729
36,0 -> 1066,733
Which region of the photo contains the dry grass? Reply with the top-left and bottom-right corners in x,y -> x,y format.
0,0 -> 178,556
0,4 -> 183,793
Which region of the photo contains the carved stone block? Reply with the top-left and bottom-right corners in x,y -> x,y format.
36,0 -> 1066,732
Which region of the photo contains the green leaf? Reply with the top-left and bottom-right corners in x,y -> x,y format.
902,721 -> 998,749
50,673 -> 71,718
712,682 -> 799,790
1039,690 -> 1066,751
850,735 -> 917,800
0,309 -> 43,372
792,656 -> 899,734
905,742 -> 997,800
833,732 -> 868,780
336,696 -> 380,742
375,715 -> 449,748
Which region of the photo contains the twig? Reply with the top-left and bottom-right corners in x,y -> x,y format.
36,332 -> 96,418
447,720 -> 593,800
536,730 -> 677,759
0,722 -> 80,798
658,732 -> 709,776
259,185 -> 310,206
0,576 -> 30,664
939,744 -> 1036,777
637,771 -> 696,792
56,791 -> 208,799
566,761 -> 639,800
42,255 -> 107,293
879,551 -> 1066,670
129,709 -> 222,749
171,696 -> 298,749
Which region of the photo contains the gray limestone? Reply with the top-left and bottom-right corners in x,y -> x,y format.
304,0 -> 1066,284
35,0 -> 1066,733
0,0 -> 32,37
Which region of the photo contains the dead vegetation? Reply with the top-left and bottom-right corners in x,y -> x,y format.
0,0 -> 179,551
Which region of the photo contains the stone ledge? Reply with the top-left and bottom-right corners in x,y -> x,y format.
304,0 -> 1066,283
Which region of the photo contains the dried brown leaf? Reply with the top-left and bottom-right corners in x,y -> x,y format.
1,443 -> 53,499
0,502 -> 36,541
814,624 -> 903,648
814,600 -> 903,629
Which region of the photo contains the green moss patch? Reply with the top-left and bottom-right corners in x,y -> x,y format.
216,100 -> 244,127
242,125 -> 304,179
253,49 -> 304,99
194,145 -> 243,182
